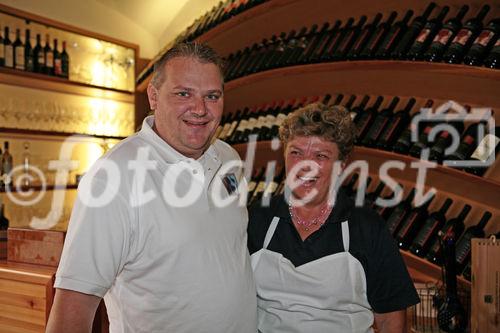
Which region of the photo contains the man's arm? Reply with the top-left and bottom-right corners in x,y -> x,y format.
374,310 -> 406,333
46,288 -> 101,333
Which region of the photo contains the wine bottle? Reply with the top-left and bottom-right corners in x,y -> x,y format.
347,13 -> 382,60
294,23 -> 323,64
61,41 -> 69,78
285,27 -> 310,66
442,5 -> 491,64
376,98 -> 416,150
234,43 -> 259,78
4,27 -> 13,68
406,6 -> 450,61
332,16 -> 367,61
0,197 -> 9,230
428,117 -> 465,163
13,28 -> 24,70
262,102 -> 283,141
426,204 -> 470,265
483,37 -> 500,68
218,109 -> 239,140
227,107 -> 250,144
393,99 -> 434,154
463,18 -> 500,66
408,123 -> 434,158
321,18 -> 355,61
300,22 -> 331,63
374,10 -> 414,59
22,142 -> 31,187
364,181 -> 385,209
424,5 -> 469,62
248,167 -> 267,206
349,95 -> 370,122
343,94 -> 356,109
391,3 -> 437,59
0,26 -> 4,66
360,11 -> 397,59
465,126 -> 500,176
1,141 -> 13,186
410,198 -> 453,257
444,121 -> 487,167
261,33 -> 286,70
268,31 -> 299,70
395,194 -> 434,250
227,47 -> 251,80
331,93 -> 344,106
312,20 -> 342,63
44,34 -> 54,75
53,39 -> 62,76
33,34 -> 44,73
354,96 -> 384,143
361,96 -> 400,147
386,188 -> 415,236
321,93 -> 332,106
240,106 -> 263,143
24,29 -> 34,72
455,211 -> 492,272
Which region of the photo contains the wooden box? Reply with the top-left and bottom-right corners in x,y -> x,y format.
7,228 -> 65,267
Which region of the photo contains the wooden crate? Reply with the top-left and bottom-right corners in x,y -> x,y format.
7,228 -> 65,267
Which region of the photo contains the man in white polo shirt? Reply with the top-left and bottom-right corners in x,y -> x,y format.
47,42 -> 257,333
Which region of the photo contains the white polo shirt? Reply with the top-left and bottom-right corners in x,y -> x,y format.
55,116 -> 257,333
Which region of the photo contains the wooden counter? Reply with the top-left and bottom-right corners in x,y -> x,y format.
0,260 -> 56,333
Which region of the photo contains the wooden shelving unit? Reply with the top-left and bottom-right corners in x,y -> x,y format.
222,61 -> 500,116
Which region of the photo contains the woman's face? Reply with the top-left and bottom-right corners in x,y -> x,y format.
284,136 -> 343,207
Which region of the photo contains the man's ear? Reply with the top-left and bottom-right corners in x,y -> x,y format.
147,83 -> 158,110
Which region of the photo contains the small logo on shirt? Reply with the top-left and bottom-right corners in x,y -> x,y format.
222,173 -> 238,195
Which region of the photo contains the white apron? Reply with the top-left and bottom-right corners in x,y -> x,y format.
251,217 -> 374,333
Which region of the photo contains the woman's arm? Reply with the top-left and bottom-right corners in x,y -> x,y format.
374,309 -> 406,333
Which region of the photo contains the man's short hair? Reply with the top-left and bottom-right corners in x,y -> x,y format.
151,42 -> 224,87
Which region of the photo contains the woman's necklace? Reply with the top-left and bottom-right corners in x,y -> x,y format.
288,203 -> 333,231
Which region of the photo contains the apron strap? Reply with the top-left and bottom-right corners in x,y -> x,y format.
263,217 -> 280,249
341,220 -> 350,252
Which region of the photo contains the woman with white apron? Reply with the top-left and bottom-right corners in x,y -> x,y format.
248,103 -> 419,333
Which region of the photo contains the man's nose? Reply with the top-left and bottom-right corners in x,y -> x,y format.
191,97 -> 207,116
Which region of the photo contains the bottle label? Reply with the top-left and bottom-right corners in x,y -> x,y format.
4,45 -> 13,67
15,47 -> 25,69
54,58 -> 62,74
473,30 -> 495,47
471,134 -> 500,162
433,29 -> 453,45
275,113 -> 287,127
246,117 -> 257,130
38,52 -> 45,65
226,120 -> 238,138
247,181 -> 257,193
452,29 -> 473,46
416,28 -> 431,43
237,119 -> 249,132
219,122 -> 232,139
46,52 -> 54,67
257,115 -> 267,129
263,181 -> 279,196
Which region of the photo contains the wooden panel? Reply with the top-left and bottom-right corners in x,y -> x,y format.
0,291 -> 46,311
224,62 -> 500,116
0,303 -> 46,326
0,279 -> 47,298
8,229 -> 65,267
0,316 -> 43,333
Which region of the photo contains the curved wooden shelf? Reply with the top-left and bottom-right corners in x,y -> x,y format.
0,67 -> 134,103
136,0 -> 497,89
223,61 -> 500,116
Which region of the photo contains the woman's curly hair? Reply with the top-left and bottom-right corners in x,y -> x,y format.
279,103 -> 357,161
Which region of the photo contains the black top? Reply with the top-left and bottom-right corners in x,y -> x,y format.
248,189 -> 420,314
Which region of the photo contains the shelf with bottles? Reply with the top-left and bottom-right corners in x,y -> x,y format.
220,60 -> 500,114
0,4 -> 137,93
136,0 -> 498,91
0,127 -> 127,141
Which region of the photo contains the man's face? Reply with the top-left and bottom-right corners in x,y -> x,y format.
147,56 -> 224,159
284,136 -> 342,206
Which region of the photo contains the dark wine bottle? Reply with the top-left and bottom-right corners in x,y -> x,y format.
13,28 -> 25,70
463,18 -> 500,66
343,94 -> 356,109
483,36 -> 500,68
354,96 -> 384,143
285,27 -> 309,66
406,6 -> 450,60
321,18 -> 355,61
361,96 -> 400,147
312,20 -> 342,62
424,5 -> 469,62
347,13 -> 383,60
53,39 -> 62,76
0,198 -> 9,230
321,93 -> 332,105
374,10 -> 414,59
408,123 -> 434,158
376,97 -> 416,150
262,33 -> 287,70
61,41 -> 69,78
393,99 -> 434,154
444,121 -> 487,167
234,43 -> 259,78
426,204 -> 470,265
410,198 -> 453,257
0,25 -> 4,66
33,34 -> 44,74
269,31 -> 298,69
44,34 -> 54,75
386,188 -> 415,236
395,194 -> 435,250
302,22 -> 332,63
349,95 -> 370,122
391,3 -> 437,59
331,93 -> 344,106
3,27 -> 13,68
360,11 -> 397,59
455,211 -> 492,272
443,5 -> 491,64
227,107 -> 251,144
428,117 -> 465,163
247,167 -> 265,205
270,99 -> 297,138
332,16 -> 367,60
24,29 -> 34,72
465,126 -> 500,176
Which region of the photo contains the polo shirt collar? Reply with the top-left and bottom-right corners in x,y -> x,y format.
272,188 -> 353,225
